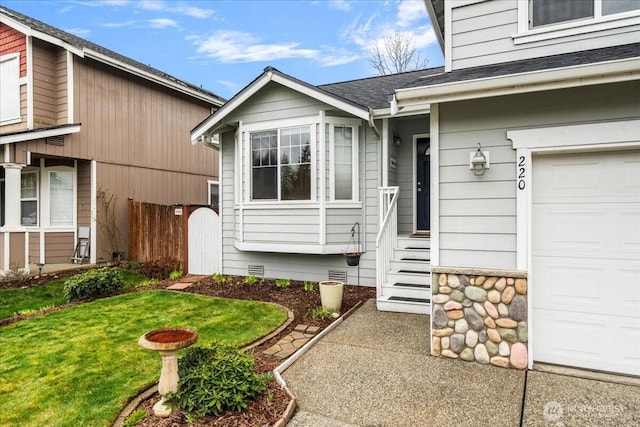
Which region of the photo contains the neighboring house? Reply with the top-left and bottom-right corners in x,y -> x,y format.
192,0 -> 639,377
0,7 -> 225,273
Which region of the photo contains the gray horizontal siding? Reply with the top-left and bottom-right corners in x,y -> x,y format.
437,80 -> 640,270
326,208 -> 361,245
450,0 -> 640,70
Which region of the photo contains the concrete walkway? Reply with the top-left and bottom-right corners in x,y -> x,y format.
281,299 -> 640,426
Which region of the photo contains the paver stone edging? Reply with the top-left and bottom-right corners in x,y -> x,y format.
112,302 -> 294,427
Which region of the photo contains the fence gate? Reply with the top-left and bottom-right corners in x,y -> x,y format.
188,208 -> 220,275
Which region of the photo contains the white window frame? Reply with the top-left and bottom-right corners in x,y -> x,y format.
41,165 -> 76,229
0,53 -> 22,125
20,169 -> 39,227
241,116 -> 317,205
207,179 -> 219,209
327,116 -> 360,202
515,0 -> 640,45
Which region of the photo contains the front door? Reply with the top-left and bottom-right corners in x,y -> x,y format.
416,137 -> 430,231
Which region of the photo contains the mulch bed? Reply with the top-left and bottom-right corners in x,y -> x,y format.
1,272 -> 376,426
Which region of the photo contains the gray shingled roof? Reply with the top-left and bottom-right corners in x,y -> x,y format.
0,6 -> 225,105
400,42 -> 640,90
318,67 -> 444,110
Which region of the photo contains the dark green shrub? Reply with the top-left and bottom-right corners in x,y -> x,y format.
63,268 -> 124,301
139,257 -> 181,280
167,343 -> 271,417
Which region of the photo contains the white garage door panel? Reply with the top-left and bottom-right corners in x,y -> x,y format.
533,150 -> 640,376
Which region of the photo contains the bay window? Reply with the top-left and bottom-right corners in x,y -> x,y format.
251,126 -> 311,201
328,118 -> 359,202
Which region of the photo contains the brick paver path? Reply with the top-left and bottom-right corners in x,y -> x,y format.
263,324 -> 320,358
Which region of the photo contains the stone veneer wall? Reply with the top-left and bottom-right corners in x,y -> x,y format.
431,268 -> 528,370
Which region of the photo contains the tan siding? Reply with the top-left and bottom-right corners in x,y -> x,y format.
32,40 -> 59,128
9,232 -> 26,266
55,49 -> 68,124
44,232 -> 74,263
77,160 -> 91,226
29,232 -> 40,263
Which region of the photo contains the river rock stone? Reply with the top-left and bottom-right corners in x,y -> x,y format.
487,328 -> 501,343
433,280 -> 439,295
444,301 -> 462,311
496,318 -> 518,328
441,349 -> 458,359
438,273 -> 447,286
442,336 -> 450,349
459,275 -> 470,287
486,340 -> 498,356
502,286 -> 516,304
484,317 -> 496,328
439,285 -> 452,294
510,342 -> 528,369
462,299 -> 473,308
432,327 -> 454,337
483,276 -> 497,290
488,290 -> 501,304
448,320 -> 455,327
510,295 -> 527,322
515,278 -> 527,295
473,302 -> 486,317
476,275 -> 486,286
455,318 -> 469,334
499,341 -> 511,356
464,286 -> 487,303
484,301 -> 499,319
490,356 -> 510,368
460,348 -> 475,362
433,305 -> 448,329
466,330 -> 478,347
495,278 -> 507,291
447,309 -> 464,320
507,277 -> 515,286
479,330 -> 487,343
498,328 -> 517,343
464,308 -> 485,331
433,294 -> 450,304
517,322 -> 528,342
474,343 -> 490,364
448,274 -> 460,288
450,289 -> 465,303
432,336 -> 441,356
498,303 -> 509,317
450,334 -> 465,353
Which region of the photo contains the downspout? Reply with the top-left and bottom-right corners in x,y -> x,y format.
367,108 -> 380,139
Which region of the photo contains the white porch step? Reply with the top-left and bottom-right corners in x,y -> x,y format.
394,248 -> 431,262
397,236 -> 431,250
377,296 -> 430,315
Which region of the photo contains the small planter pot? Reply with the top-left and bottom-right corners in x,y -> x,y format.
319,280 -> 344,312
344,252 -> 361,266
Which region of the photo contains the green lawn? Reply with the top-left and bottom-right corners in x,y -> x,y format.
0,268 -> 155,320
0,290 -> 288,427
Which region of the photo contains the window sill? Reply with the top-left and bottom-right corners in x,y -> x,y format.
238,202 -> 319,210
235,240 -> 358,255
0,117 -> 23,126
513,13 -> 640,45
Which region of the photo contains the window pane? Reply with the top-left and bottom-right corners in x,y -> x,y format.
21,172 -> 37,198
334,126 -> 353,200
50,171 -> 73,226
252,166 -> 277,199
532,0 -> 593,27
603,0 -> 640,15
21,200 -> 37,226
281,164 -> 311,200
209,183 -> 219,209
0,56 -> 20,122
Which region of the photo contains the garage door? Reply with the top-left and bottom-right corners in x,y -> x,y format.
532,150 -> 640,376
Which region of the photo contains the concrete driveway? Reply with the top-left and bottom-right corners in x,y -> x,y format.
281,299 -> 639,426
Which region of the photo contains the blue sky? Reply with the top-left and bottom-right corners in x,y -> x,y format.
3,0 -> 444,99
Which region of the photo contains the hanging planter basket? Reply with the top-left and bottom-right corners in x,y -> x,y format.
344,252 -> 361,266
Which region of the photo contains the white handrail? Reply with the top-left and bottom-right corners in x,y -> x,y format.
376,187 -> 399,297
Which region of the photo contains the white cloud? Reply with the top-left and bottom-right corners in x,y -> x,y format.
138,0 -> 215,18
66,27 -> 91,36
191,30 -> 318,63
329,0 -> 351,12
102,19 -> 179,29
148,18 -> 179,29
339,14 -> 378,48
216,79 -> 239,92
397,0 -> 427,28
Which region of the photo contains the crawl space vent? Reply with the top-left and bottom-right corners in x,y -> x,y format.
328,270 -> 347,282
248,265 -> 264,277
45,136 -> 64,146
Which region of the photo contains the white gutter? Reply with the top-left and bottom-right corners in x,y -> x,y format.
0,124 -> 81,144
395,56 -> 640,107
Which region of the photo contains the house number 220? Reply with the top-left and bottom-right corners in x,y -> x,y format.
517,156 -> 526,190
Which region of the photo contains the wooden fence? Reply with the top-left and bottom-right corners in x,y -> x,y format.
129,200 -> 185,266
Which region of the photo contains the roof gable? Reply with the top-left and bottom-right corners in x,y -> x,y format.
191,67 -> 371,142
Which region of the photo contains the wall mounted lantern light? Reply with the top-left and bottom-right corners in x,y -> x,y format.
469,143 -> 490,176
392,131 -> 402,147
